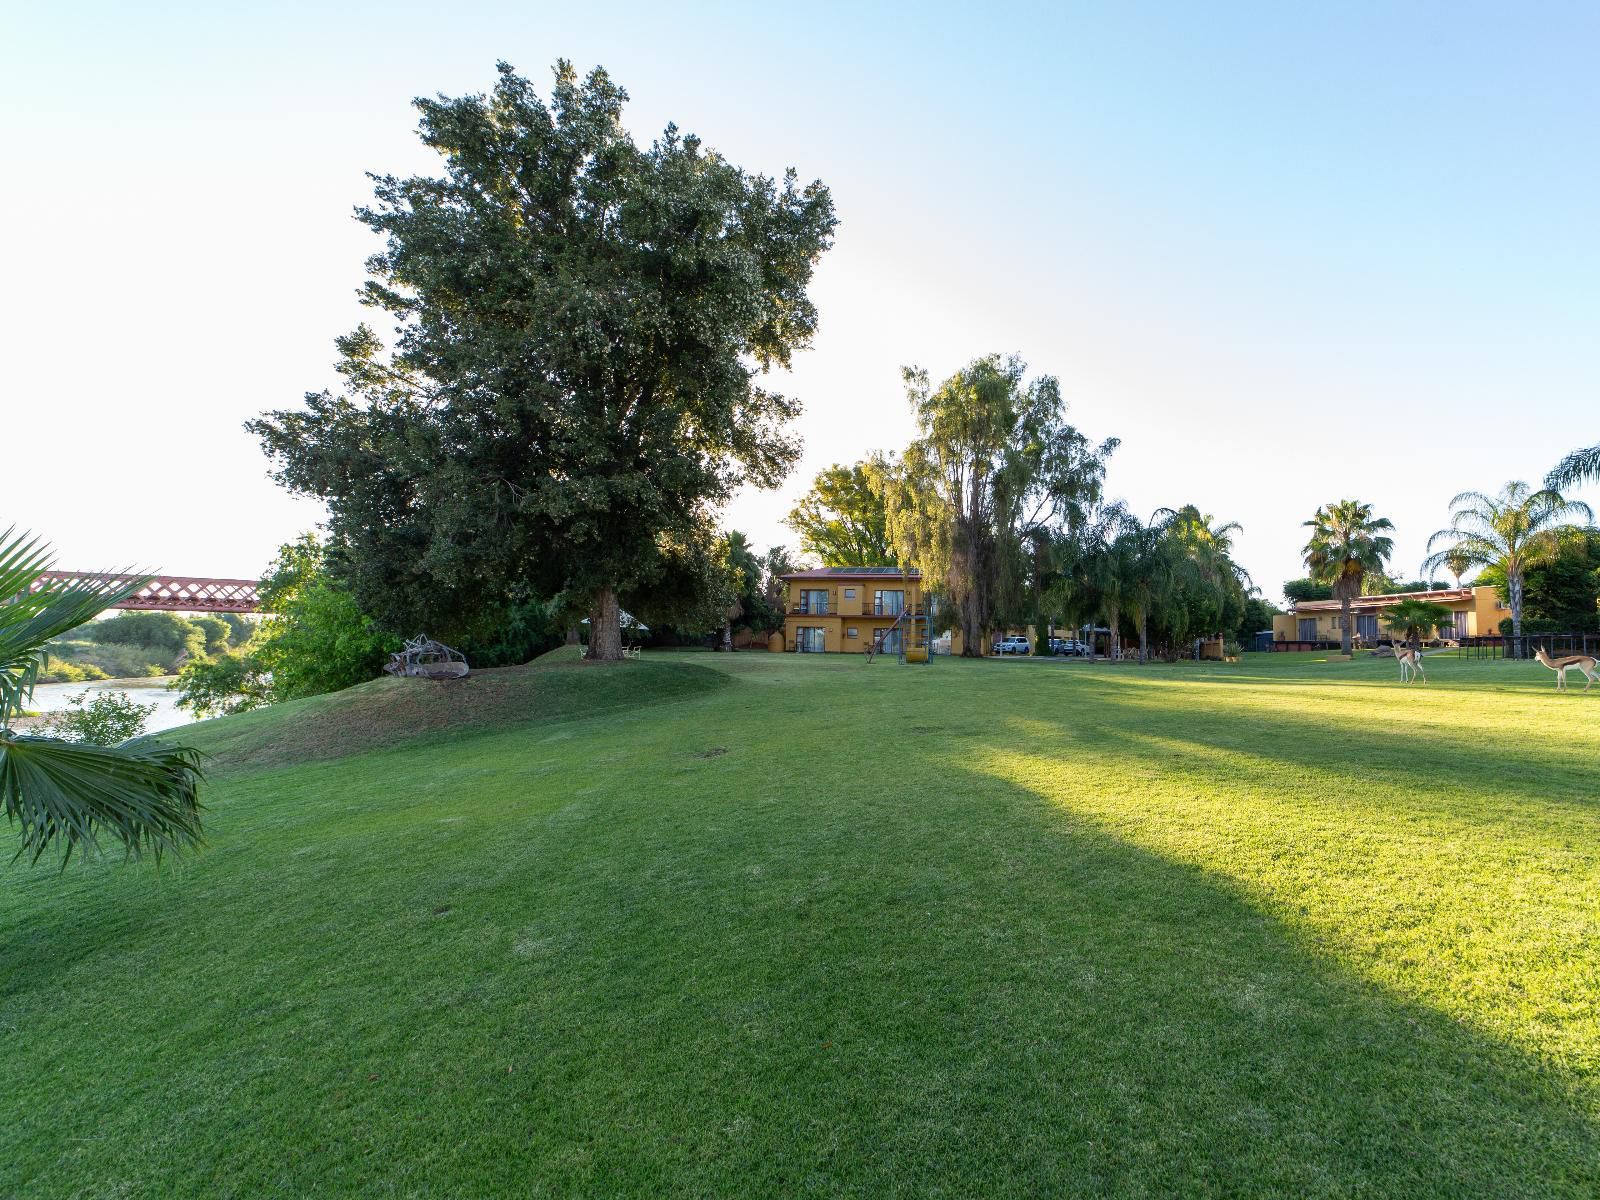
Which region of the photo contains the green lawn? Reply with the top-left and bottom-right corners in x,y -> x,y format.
3,650 -> 1598,1196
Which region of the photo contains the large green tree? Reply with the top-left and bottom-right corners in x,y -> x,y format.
1302,500 -> 1394,655
786,462 -> 893,566
250,61 -> 836,661
1475,527 -> 1600,632
0,531 -> 203,865
876,355 -> 1115,656
1424,482 -> 1591,643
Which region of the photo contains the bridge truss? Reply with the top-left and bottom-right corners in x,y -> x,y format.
34,573 -> 261,613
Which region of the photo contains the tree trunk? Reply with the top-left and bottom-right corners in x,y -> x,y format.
1340,596 -> 1353,655
588,586 -> 624,662
564,625 -> 581,646
1510,570 -> 1524,657
960,602 -> 983,657
719,620 -> 733,652
1138,609 -> 1149,664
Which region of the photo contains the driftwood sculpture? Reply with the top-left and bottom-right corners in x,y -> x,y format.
384,635 -> 470,680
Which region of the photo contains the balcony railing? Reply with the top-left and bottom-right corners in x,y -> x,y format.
790,602 -> 829,615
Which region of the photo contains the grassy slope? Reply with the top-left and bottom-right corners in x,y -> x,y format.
2,650 -> 1598,1197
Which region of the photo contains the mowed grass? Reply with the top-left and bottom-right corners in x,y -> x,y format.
3,649 -> 1599,1196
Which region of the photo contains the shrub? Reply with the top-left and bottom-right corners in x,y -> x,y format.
58,640 -> 170,679
37,657 -> 109,684
174,651 -> 270,718
82,612 -> 207,660
174,535 -> 398,715
41,691 -> 155,745
1224,640 -> 1243,657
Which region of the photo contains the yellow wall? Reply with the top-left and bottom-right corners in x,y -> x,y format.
784,574 -> 926,654
1271,586 -> 1508,642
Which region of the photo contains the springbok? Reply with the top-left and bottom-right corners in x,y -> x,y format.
1394,644 -> 1426,684
1534,646 -> 1600,692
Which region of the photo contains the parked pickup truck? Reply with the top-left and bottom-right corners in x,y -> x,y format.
992,635 -> 1032,656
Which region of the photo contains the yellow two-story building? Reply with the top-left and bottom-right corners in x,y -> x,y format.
780,567 -> 928,655
1270,584 -> 1507,647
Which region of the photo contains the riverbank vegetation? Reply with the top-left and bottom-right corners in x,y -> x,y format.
40,610 -> 254,682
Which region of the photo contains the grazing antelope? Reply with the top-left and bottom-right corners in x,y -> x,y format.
1534,646 -> 1600,692
1394,644 -> 1426,684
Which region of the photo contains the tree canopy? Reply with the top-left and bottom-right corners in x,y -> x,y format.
250,61 -> 836,659
1383,599 -> 1454,649
1302,500 -> 1394,655
876,355 -> 1116,655
1424,482 -> 1592,640
786,462 -> 893,567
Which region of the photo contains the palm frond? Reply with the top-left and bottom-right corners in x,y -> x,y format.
0,734 -> 204,867
0,529 -> 150,724
1547,443 -> 1600,491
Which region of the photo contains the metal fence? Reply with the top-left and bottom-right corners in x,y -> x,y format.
1455,633 -> 1600,660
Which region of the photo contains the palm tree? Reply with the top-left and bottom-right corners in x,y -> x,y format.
1112,509 -> 1177,665
1442,547 -> 1473,589
1423,481 -> 1592,647
1167,506 -> 1255,648
0,530 -> 203,865
1382,598 -> 1454,652
1546,444 -> 1600,493
1302,500 -> 1395,656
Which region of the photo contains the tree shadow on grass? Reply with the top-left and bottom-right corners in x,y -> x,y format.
676,756 -> 1600,1197
3,697 -> 1598,1197
1036,672 -> 1600,825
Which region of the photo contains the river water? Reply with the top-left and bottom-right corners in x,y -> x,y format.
25,677 -> 197,733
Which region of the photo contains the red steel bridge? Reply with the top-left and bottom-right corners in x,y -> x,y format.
34,573 -> 261,613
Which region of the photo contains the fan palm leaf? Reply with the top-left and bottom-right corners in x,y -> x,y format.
0,528 -> 204,865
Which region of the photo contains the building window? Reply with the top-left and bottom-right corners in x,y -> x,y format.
799,588 -> 829,614
846,627 -> 858,638
874,589 -> 904,616
796,627 -> 826,653
843,588 -> 856,599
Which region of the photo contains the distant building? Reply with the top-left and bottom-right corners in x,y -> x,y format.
778,567 -> 952,655
1270,585 -> 1506,647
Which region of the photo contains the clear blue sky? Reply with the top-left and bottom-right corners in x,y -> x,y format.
6,2 -> 1597,602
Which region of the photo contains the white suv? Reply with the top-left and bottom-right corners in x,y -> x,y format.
992,635 -> 1032,656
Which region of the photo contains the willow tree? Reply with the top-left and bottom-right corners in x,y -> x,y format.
250,61 -> 835,659
875,355 -> 1114,656
1302,500 -> 1394,655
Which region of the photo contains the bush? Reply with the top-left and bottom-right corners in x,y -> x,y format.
457,599 -> 563,668
41,690 -> 155,745
1500,616 -> 1564,637
82,612 -> 207,660
174,651 -> 270,718
173,535 -> 398,716
37,657 -> 110,684
1224,640 -> 1243,657
45,638 -> 169,679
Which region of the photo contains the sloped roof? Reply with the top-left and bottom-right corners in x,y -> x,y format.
781,566 -> 919,580
1292,586 -> 1475,613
